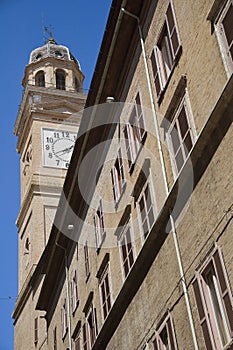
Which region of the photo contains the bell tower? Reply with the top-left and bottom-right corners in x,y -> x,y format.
14,37 -> 86,291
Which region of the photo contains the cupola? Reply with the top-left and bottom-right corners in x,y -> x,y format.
22,37 -> 84,93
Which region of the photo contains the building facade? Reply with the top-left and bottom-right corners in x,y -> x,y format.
14,0 -> 233,350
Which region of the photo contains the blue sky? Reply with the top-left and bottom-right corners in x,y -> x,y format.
0,1 -> 111,348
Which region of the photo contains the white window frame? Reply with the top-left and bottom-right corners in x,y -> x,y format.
214,0 -> 233,77
124,92 -> 146,171
193,246 -> 233,349
111,148 -> 126,204
70,270 -> 79,313
99,264 -> 112,320
137,179 -> 156,240
167,92 -> 196,177
153,315 -> 178,350
94,199 -> 105,250
150,1 -> 181,98
118,220 -> 135,279
83,303 -> 97,350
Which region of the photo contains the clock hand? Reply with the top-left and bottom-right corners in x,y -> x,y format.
54,145 -> 74,156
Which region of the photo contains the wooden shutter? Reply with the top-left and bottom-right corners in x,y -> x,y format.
166,2 -> 181,59
213,248 -> 233,334
193,277 -> 213,350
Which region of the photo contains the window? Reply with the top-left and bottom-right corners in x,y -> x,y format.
167,94 -> 195,175
61,299 -> 68,338
118,222 -> 134,278
99,265 -> 112,320
153,316 -> 178,350
84,241 -> 90,279
53,327 -> 57,350
151,2 -> 181,98
55,50 -> 63,58
124,93 -> 146,170
94,200 -> 105,250
111,148 -> 126,204
193,246 -> 233,349
34,317 -> 38,345
214,0 -> 233,75
83,303 -> 97,350
56,69 -> 66,90
138,181 -> 156,239
35,71 -> 45,87
70,270 -> 79,313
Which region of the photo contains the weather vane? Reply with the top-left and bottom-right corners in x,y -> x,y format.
41,14 -> 54,43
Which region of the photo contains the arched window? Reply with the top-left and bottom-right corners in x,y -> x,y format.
35,71 -> 45,87
56,69 -> 66,90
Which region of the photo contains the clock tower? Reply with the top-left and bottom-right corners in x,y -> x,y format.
14,37 -> 86,292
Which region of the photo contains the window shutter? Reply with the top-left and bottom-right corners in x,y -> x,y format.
193,277 -> 213,350
166,2 -> 181,58
151,49 -> 162,97
213,248 -> 233,334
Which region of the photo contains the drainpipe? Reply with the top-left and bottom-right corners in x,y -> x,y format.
56,242 -> 72,350
121,8 -> 199,350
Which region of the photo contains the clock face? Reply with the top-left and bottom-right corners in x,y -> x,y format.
42,128 -> 77,169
